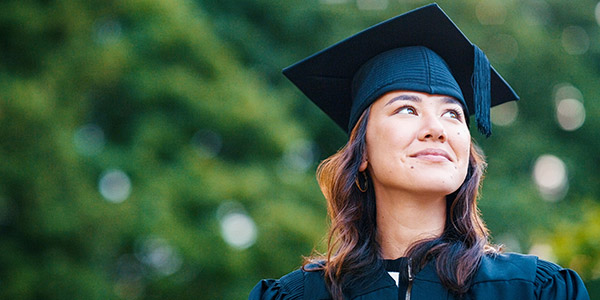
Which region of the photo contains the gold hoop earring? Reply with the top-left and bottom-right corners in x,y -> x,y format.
355,172 -> 368,192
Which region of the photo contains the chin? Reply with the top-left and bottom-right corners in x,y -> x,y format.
410,173 -> 465,195
416,184 -> 461,197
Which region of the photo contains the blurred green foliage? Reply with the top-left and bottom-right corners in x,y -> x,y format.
0,0 -> 599,299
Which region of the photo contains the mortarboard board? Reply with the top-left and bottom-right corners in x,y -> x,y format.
282,3 -> 519,136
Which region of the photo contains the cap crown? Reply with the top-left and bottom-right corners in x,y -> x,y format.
350,46 -> 464,132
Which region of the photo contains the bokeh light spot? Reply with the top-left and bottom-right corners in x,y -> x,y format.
491,101 -> 519,126
217,201 -> 257,250
553,84 -> 585,131
529,243 -> 557,262
495,233 -> 522,253
281,139 -> 317,173
554,83 -> 583,102
521,0 -> 552,26
532,155 -> 568,201
561,26 -> 590,55
135,237 -> 183,277
99,169 -> 132,203
73,124 -> 105,156
556,98 -> 585,131
476,1 -> 507,25
93,18 -> 123,45
191,129 -> 222,159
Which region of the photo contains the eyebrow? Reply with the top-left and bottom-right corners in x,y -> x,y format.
385,94 -> 461,106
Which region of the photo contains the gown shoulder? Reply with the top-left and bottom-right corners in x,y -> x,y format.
248,269 -> 305,300
534,258 -> 590,300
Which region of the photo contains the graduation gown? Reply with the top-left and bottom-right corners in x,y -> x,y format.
249,253 -> 590,300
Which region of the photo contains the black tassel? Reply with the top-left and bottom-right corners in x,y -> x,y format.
472,46 -> 492,137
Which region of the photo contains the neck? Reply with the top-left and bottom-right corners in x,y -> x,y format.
375,187 -> 447,260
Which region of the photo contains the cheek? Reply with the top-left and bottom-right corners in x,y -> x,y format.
366,123 -> 400,156
453,128 -> 471,161
365,135 -> 390,167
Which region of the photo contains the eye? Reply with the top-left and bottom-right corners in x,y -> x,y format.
442,109 -> 462,120
396,106 -> 417,115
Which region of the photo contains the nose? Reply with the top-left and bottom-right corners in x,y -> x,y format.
417,115 -> 447,142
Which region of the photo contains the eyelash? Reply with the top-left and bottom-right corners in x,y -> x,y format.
395,105 -> 417,115
443,109 -> 463,120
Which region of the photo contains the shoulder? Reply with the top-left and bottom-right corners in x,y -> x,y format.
534,258 -> 590,300
249,269 -> 305,300
471,252 -> 589,300
249,264 -> 330,300
474,252 -> 538,283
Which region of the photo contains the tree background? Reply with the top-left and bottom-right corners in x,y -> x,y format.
1,0 -> 599,299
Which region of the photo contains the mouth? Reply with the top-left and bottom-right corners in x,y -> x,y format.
409,148 -> 453,162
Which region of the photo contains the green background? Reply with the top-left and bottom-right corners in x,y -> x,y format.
1,0 -> 599,299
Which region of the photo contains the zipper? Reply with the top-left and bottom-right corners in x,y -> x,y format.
405,259 -> 413,300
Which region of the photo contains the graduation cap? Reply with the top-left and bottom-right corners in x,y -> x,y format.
282,3 -> 519,136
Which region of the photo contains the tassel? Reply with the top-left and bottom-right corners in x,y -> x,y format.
472,45 -> 492,137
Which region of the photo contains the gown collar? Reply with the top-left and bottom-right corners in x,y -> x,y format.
343,258 -> 440,299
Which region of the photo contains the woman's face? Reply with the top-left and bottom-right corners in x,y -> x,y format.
359,90 -> 471,197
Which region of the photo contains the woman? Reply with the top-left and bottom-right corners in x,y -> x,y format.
250,4 -> 589,300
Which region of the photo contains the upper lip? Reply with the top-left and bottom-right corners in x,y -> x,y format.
410,148 -> 453,161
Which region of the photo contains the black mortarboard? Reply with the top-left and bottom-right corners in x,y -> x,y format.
282,3 -> 519,136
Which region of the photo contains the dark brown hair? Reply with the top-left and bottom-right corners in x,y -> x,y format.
305,106 -> 496,299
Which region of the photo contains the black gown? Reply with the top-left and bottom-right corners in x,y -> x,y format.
249,253 -> 590,300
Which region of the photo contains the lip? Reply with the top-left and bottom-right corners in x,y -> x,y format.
409,148 -> 453,162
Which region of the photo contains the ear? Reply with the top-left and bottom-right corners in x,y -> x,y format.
358,159 -> 368,172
